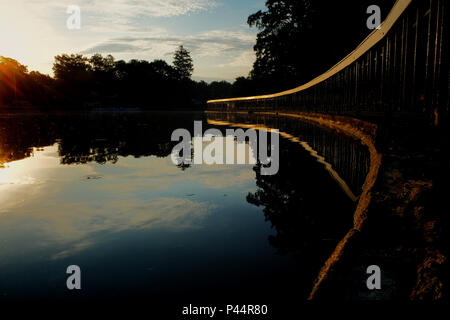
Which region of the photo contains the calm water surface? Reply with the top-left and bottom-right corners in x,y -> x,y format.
0,112 -> 363,302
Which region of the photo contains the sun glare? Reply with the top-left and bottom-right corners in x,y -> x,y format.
0,5 -> 32,64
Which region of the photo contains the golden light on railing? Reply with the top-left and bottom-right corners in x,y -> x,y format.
207,0 -> 413,104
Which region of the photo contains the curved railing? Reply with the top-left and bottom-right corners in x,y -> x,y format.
207,0 -> 448,125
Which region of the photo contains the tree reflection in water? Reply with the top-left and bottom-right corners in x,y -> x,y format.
0,112 -> 201,168
1,111 -> 370,299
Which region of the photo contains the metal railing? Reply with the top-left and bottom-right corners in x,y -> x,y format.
207,0 -> 449,126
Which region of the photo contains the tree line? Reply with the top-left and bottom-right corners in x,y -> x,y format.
1,0 -> 396,110
0,46 -> 242,111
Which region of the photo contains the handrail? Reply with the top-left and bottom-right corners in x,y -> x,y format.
208,0 -> 412,104
207,0 -> 449,127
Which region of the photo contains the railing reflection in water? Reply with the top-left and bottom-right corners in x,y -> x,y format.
206,112 -> 371,198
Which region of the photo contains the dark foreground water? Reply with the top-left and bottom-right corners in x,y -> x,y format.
0,112 -> 367,303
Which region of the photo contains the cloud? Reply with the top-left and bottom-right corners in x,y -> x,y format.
81,30 -> 255,60
0,145 -> 257,259
77,28 -> 257,80
46,197 -> 216,259
218,50 -> 256,68
78,29 -> 257,80
112,30 -> 254,51
86,0 -> 218,18
81,42 -> 146,54
24,0 -> 218,19
8,0 -> 219,43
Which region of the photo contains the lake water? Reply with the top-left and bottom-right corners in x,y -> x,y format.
0,112 -> 366,303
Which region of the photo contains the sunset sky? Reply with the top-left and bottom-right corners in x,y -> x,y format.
0,0 -> 264,81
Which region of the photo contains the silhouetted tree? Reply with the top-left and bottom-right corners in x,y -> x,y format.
150,59 -> 178,79
89,54 -> 115,73
52,54 -> 93,107
2,51 -> 236,110
0,56 -> 27,105
247,0 -> 396,93
208,81 -> 232,99
53,54 -> 92,81
0,56 -> 56,109
173,45 -> 194,80
248,0 -> 313,90
231,77 -> 256,97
